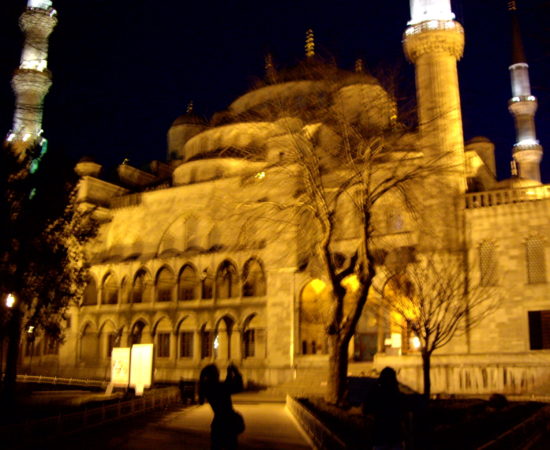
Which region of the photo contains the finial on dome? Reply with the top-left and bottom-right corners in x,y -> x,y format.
186,101 -> 194,114
265,53 -> 276,82
305,29 -> 315,58
354,58 -> 364,73
507,0 -> 517,11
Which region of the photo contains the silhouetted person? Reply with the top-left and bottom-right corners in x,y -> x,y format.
363,367 -> 405,450
199,364 -> 245,450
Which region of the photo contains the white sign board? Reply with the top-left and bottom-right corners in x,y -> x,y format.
129,343 -> 154,395
111,347 -> 131,387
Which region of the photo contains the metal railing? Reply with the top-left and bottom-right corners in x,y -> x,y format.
16,374 -> 109,388
0,386 -> 180,447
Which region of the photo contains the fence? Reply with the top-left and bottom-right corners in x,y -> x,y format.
0,386 -> 180,448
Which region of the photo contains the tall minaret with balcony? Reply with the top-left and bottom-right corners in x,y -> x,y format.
7,0 -> 57,156
507,1 -> 543,182
403,0 -> 466,190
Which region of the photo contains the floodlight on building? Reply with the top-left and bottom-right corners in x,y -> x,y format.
6,293 -> 16,308
214,335 -> 220,350
411,336 -> 421,350
27,326 -> 35,334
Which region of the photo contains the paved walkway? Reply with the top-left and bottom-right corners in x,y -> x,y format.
49,396 -> 312,450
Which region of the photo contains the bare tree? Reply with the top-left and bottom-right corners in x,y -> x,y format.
231,63 -> 451,405
379,251 -> 497,397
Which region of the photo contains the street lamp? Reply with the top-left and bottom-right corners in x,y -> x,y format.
5,293 -> 16,308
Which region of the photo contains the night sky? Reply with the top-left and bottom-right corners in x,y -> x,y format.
1,0 -> 549,182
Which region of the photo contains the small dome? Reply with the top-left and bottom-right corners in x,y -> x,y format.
466,136 -> 492,145
171,113 -> 206,127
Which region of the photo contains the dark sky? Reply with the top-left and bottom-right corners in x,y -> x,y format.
1,0 -> 549,182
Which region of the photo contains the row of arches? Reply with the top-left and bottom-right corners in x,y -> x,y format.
83,258 -> 267,306
79,313 -> 265,363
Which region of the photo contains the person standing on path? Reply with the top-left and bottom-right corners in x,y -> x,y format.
199,363 -> 245,450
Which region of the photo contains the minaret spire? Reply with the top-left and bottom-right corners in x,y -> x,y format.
305,29 -> 315,58
507,1 -> 543,182
403,0 -> 465,187
7,0 -> 57,157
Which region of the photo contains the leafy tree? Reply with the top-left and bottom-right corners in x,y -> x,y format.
0,143 -> 97,403
379,251 -> 497,397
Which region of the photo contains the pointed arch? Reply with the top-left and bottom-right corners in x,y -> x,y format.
156,265 -> 175,302
102,272 -> 119,305
216,260 -> 239,299
132,268 -> 152,303
178,264 -> 199,301
82,276 -> 98,306
242,258 -> 267,297
177,315 -> 197,359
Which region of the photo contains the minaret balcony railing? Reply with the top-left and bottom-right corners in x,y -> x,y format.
13,67 -> 52,79
466,185 -> 550,208
404,19 -> 462,36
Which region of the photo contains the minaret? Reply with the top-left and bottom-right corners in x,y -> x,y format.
507,1 -> 543,182
403,0 -> 465,190
7,1 -> 57,156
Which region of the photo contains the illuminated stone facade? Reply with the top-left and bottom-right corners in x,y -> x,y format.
20,0 -> 550,395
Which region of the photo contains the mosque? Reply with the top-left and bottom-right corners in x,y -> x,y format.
8,0 -> 550,395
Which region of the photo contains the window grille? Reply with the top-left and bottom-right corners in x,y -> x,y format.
157,333 -> 170,358
526,238 -> 547,284
179,332 -> 194,358
479,241 -> 497,286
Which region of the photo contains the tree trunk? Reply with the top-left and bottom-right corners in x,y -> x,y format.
2,309 -> 22,404
325,335 -> 349,405
422,350 -> 431,398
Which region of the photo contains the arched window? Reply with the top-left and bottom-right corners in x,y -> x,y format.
132,269 -> 151,303
200,324 -> 213,359
299,280 -> 330,355
130,321 -> 146,346
526,238 -> 547,284
242,314 -> 265,358
178,265 -> 198,301
82,277 -> 98,306
242,258 -> 266,297
216,261 -> 239,298
479,241 -> 497,286
102,273 -> 118,305
157,267 -> 175,302
120,277 -> 129,304
202,269 -> 213,300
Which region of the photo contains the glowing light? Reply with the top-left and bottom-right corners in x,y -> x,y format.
310,279 -> 327,295
427,20 -> 439,29
255,171 -> 266,180
6,133 -> 15,142
27,326 -> 35,334
411,336 -> 421,349
22,133 -> 31,142
527,95 -> 536,101
28,0 -> 53,9
341,275 -> 360,292
214,335 -> 220,350
6,293 -> 16,308
516,139 -> 539,147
